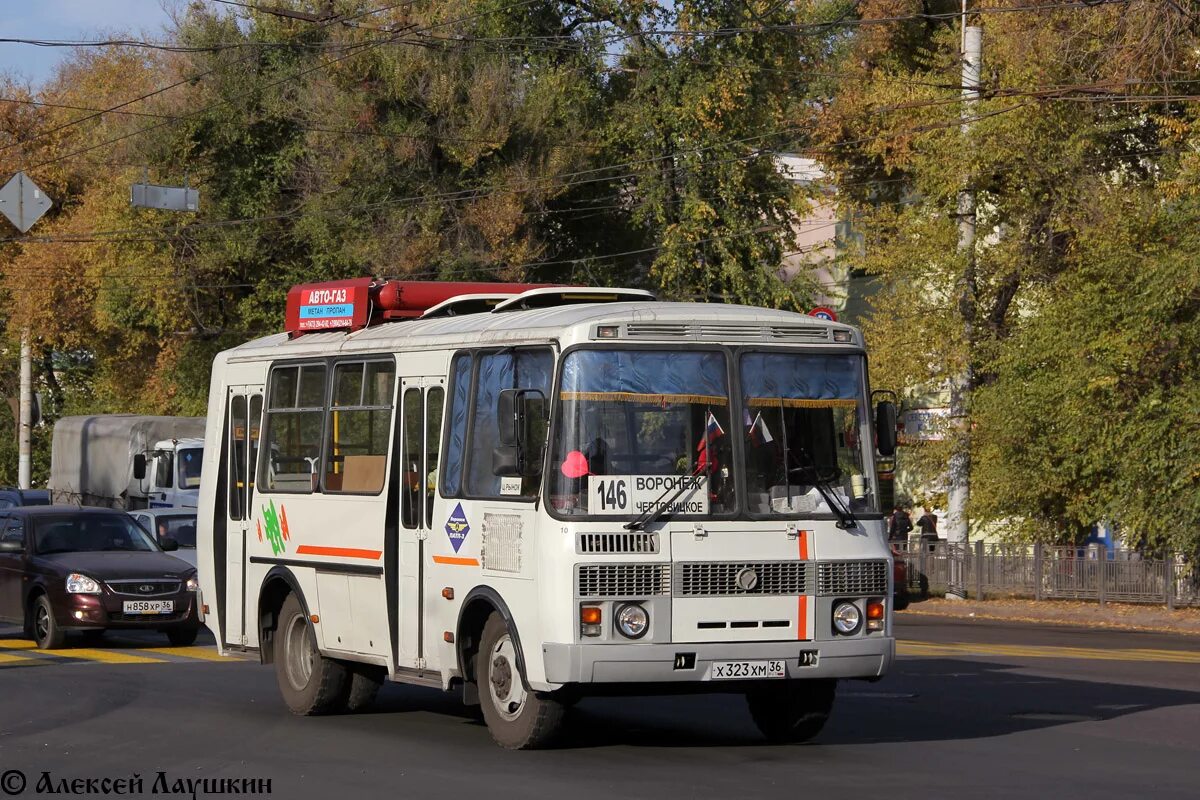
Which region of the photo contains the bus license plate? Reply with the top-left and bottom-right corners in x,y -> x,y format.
123,600 -> 173,615
711,660 -> 786,680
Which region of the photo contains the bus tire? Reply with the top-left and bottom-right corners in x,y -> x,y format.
274,593 -> 348,715
745,679 -> 836,743
343,663 -> 385,713
476,612 -> 564,749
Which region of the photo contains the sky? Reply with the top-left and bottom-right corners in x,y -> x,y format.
1,0 -> 176,87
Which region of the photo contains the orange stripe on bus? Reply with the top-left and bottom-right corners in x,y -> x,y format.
798,595 -> 809,640
432,555 -> 480,566
798,530 -> 810,560
295,545 -> 382,560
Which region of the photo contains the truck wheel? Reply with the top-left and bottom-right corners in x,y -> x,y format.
746,679 -> 836,743
166,626 -> 199,647
343,663 -> 385,713
476,612 -> 564,749
274,593 -> 348,715
32,595 -> 66,650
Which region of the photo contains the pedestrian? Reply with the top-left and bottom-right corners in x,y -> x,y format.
916,505 -> 938,551
888,504 -> 912,543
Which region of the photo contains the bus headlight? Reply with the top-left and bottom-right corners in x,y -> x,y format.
832,601 -> 862,635
615,603 -> 649,639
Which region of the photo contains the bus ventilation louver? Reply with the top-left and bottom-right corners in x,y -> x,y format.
816,561 -> 889,597
577,532 -> 659,554
576,564 -> 671,598
623,322 -> 831,342
675,562 -> 809,597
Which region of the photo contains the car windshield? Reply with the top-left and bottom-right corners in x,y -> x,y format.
177,447 -> 203,489
143,515 -> 197,548
34,514 -> 160,554
549,349 -> 735,518
739,352 -> 878,516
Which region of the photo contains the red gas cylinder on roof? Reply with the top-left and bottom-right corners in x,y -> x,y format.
284,278 -> 556,337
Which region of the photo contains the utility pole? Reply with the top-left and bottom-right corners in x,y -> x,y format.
19,332 -> 32,489
946,12 -> 982,598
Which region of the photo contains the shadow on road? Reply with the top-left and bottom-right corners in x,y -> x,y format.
359,655 -> 1200,750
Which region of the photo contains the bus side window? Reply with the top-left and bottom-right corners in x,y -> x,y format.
263,364 -> 327,493
466,348 -> 553,498
228,394 -> 248,520
326,360 -> 395,495
401,388 -> 422,529
425,386 -> 444,528
440,353 -> 472,498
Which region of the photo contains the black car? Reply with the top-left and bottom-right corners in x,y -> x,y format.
0,506 -> 200,649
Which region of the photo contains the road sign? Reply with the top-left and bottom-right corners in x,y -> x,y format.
0,171 -> 53,233
808,306 -> 838,322
131,182 -> 200,212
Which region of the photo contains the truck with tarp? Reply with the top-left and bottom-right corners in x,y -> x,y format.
49,415 -> 206,510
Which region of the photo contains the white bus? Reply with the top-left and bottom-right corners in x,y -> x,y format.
197,279 -> 899,749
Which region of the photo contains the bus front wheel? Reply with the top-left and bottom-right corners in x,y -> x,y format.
476,612 -> 564,749
745,679 -> 836,743
274,593 -> 348,715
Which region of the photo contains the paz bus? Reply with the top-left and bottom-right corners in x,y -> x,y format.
196,279 -> 899,749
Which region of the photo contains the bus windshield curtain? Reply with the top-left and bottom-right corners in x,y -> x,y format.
740,353 -> 860,406
559,350 -> 728,402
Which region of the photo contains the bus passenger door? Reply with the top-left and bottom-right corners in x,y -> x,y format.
225,386 -> 263,648
396,377 -> 445,668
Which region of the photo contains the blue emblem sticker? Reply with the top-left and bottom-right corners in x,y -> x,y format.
445,503 -> 470,553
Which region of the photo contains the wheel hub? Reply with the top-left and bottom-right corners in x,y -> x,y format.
488,634 -> 527,721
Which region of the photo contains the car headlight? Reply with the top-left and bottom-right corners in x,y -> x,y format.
615,603 -> 649,639
832,601 -> 862,635
186,576 -> 199,592
66,573 -> 101,594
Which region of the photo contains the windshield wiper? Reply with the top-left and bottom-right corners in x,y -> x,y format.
623,474 -> 704,531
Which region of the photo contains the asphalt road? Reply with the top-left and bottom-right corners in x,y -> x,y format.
1,616 -> 1198,800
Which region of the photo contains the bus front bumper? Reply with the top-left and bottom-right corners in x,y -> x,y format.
541,636 -> 894,685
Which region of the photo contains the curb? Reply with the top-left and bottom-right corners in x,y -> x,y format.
899,606 -> 1200,637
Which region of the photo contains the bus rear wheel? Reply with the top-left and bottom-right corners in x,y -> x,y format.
476,612 -> 564,749
274,593 -> 348,715
745,679 -> 836,743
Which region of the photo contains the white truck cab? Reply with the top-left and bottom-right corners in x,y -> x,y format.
133,437 -> 205,508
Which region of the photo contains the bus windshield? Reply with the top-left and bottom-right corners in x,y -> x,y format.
549,350 -> 735,518
739,352 -> 877,516
548,348 -> 879,520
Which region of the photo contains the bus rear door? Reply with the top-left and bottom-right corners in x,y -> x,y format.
225,385 -> 263,648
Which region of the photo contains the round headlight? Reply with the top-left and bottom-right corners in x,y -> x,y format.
615,603 -> 649,639
832,601 -> 862,635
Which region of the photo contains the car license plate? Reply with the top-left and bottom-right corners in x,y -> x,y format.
711,659 -> 786,680
123,600 -> 173,615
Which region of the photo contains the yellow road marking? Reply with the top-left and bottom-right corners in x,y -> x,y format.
0,639 -> 38,650
898,640 -> 1200,663
134,646 -> 235,662
0,640 -> 162,664
0,651 -> 37,665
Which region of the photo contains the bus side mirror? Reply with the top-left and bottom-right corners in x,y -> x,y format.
133,454 -> 147,481
875,400 -> 898,457
494,388 -> 546,478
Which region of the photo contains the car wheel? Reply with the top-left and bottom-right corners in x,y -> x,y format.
166,626 -> 199,647
894,589 -> 910,611
274,593 -> 348,715
746,679 -> 836,743
32,595 -> 66,650
343,663 -> 385,713
476,612 -> 564,749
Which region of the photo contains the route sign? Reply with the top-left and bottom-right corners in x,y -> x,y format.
0,171 -> 53,233
808,306 -> 838,322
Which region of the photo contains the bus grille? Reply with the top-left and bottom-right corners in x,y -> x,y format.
817,561 -> 888,596
676,562 -> 809,596
576,564 -> 671,598
577,532 -> 659,554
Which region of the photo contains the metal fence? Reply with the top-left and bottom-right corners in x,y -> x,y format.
895,542 -> 1200,609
